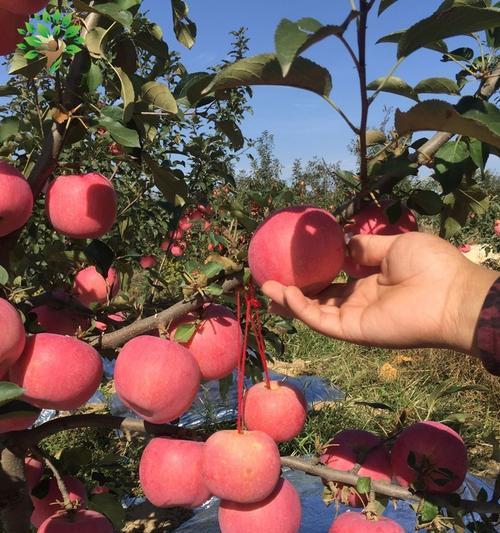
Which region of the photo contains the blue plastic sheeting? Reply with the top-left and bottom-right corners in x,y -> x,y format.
174,467 -> 499,533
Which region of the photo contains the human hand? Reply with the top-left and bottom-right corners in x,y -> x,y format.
262,232 -> 499,355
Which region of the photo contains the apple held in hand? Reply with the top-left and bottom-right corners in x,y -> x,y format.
0,297 -> 26,373
329,512 -> 404,532
0,160 -> 33,236
45,173 -> 117,239
38,509 -> 113,533
9,333 -> 103,410
139,437 -> 211,508
114,335 -> 201,423
320,430 -> 392,507
202,429 -> 281,504
391,421 -> 468,493
171,304 -> 242,381
72,266 -> 120,307
248,205 -> 345,296
219,478 -> 301,533
0,0 -> 48,15
243,380 -> 307,443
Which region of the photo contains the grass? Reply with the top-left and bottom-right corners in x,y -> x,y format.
277,324 -> 500,478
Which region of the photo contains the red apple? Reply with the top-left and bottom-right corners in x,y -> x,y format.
25,456 -> 44,491
171,241 -> 186,257
320,430 -> 392,507
72,266 -> 120,307
458,244 -> 471,253
91,485 -> 110,495
243,380 -> 307,443
494,220 -> 500,237
178,216 -> 192,231
329,512 -> 404,532
114,335 -> 200,423
343,201 -> 418,279
160,238 -> 172,251
391,421 -> 468,493
9,333 -> 103,410
0,9 -> 28,56
139,255 -> 157,269
219,478 -> 301,533
0,400 -> 40,433
0,0 -> 48,15
0,297 -> 25,374
139,437 -> 211,508
45,173 -> 117,239
169,229 -> 184,241
0,160 -> 33,236
31,475 -> 87,527
248,205 -> 345,296
170,304 -> 242,381
38,509 -> 113,533
31,304 -> 90,336
202,429 -> 281,503
94,311 -> 127,332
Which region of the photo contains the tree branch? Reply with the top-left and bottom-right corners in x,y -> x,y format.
357,0 -> 369,182
99,275 -> 242,350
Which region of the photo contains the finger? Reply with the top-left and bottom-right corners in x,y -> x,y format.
348,234 -> 401,266
261,280 -> 287,306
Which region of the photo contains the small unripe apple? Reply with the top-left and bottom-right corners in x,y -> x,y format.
248,205 -> 345,295
0,0 -> 48,15
202,429 -> 281,503
139,255 -> 157,269
0,160 -> 33,236
38,509 -> 113,533
114,335 -> 201,423
243,380 -> 307,443
0,298 -> 25,374
170,304 -> 242,381
9,333 -> 103,410
320,430 -> 392,507
329,512 -> 404,532
45,173 -> 117,239
31,304 -> 90,336
219,478 -> 301,533
31,475 -> 87,527
391,421 -> 468,493
139,437 -> 211,508
72,266 -> 120,307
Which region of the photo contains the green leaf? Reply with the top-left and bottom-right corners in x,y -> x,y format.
407,190 -> 443,215
89,493 -> 125,530
467,138 -> 489,171
275,18 -> 342,77
0,382 -> 25,407
366,129 -> 387,146
84,62 -> 103,93
133,28 -> 169,59
73,0 -> 133,28
397,4 -> 500,58
441,46 -> 474,62
203,53 -> 332,99
205,283 -> 224,296
0,265 -> 9,286
441,184 -> 489,238
111,65 -> 135,123
414,77 -> 460,95
56,446 -> 93,474
84,27 -> 109,58
24,50 -> 40,60
143,153 -> 187,206
379,0 -> 399,15
200,262 -> 224,278
96,117 -> 140,148
24,36 -> 42,47
434,140 -> 473,193
376,30 -> 448,53
419,500 -> 439,523
356,476 -> 372,494
395,98 -> 500,149
216,120 -> 244,150
0,117 -> 20,144
367,76 -> 419,101
141,81 -> 178,114
171,0 -> 197,49
174,322 -> 197,343
37,24 -> 50,38
65,44 -> 82,55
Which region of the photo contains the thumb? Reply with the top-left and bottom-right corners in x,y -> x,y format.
348,234 -> 401,266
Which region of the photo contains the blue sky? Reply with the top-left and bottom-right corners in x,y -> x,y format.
1,1 -> 497,175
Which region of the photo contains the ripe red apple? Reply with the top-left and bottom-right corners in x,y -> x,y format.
139,437 -> 211,508
160,238 -> 172,251
0,160 -> 33,236
38,509 -> 113,533
45,173 -> 117,239
139,255 -> 157,269
72,266 -> 120,307
329,512 -> 404,532
343,201 -> 418,279
178,216 -> 192,231
31,475 -> 87,527
219,478 -> 301,533
248,205 -> 345,296
94,311 -> 127,332
243,380 -> 307,443
9,333 -> 103,410
202,429 -> 281,503
31,304 -> 90,336
170,304 -> 242,381
25,456 -> 44,490
0,399 -> 40,433
0,9 -> 28,56
494,219 -> 500,237
391,421 -> 468,493
114,335 -> 200,423
169,229 -> 184,241
0,0 -> 48,15
0,297 -> 26,374
320,430 -> 392,507
171,241 -> 186,256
